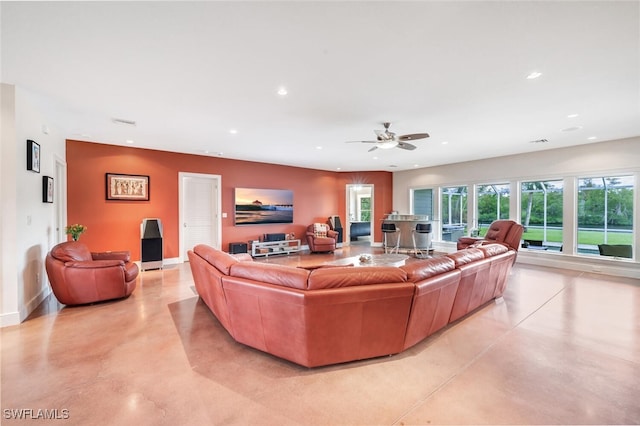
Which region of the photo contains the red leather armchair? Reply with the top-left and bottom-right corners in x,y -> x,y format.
457,219 -> 524,251
306,223 -> 338,253
45,241 -> 139,305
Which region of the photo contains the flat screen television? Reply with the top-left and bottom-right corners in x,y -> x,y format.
234,188 -> 294,225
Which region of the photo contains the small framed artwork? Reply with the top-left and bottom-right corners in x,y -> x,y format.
27,140 -> 40,173
106,173 -> 150,201
42,176 -> 54,203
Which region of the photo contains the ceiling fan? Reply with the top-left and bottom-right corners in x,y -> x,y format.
347,122 -> 430,152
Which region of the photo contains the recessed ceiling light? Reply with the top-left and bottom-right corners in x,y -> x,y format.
372,156 -> 379,160
316,146 -> 323,150
561,126 -> 583,132
526,71 -> 542,79
587,136 -> 597,140
126,140 -> 134,144
441,141 -> 449,145
567,113 -> 579,118
414,164 -> 420,168
336,167 -> 341,170
277,87 -> 288,96
229,129 -> 238,135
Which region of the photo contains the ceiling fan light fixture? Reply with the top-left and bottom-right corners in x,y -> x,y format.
378,140 -> 398,149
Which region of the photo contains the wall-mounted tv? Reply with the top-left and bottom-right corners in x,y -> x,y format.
235,188 -> 294,225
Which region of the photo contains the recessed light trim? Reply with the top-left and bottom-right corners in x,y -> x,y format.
526,71 -> 542,80
229,129 -> 238,135
587,136 -> 597,140
277,87 -> 288,96
126,140 -> 134,144
561,126 -> 583,132
567,113 -> 579,118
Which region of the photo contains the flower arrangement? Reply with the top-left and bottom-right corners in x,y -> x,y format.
65,224 -> 87,241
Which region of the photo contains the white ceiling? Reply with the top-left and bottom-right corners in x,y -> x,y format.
2,1 -> 639,172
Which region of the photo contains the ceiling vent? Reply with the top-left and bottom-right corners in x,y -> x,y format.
529,138 -> 548,144
112,118 -> 137,126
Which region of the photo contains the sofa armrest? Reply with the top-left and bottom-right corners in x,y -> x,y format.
92,251 -> 131,262
66,260 -> 124,269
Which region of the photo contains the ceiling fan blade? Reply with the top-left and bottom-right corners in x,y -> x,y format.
368,146 -> 378,152
398,133 -> 430,141
346,140 -> 377,144
397,142 -> 417,150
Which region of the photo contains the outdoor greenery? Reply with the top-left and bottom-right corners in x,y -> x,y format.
478,184 -> 510,225
359,197 -> 371,222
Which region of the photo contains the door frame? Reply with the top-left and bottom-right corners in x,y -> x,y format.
54,155 -> 67,244
345,184 -> 374,247
178,172 -> 222,262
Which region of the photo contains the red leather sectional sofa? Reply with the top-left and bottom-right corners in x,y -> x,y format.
188,243 -> 516,367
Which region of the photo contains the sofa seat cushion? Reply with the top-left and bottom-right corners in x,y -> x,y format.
308,266 -> 407,290
312,236 -> 335,245
401,257 -> 456,282
194,244 -> 239,275
446,248 -> 485,266
230,262 -> 310,290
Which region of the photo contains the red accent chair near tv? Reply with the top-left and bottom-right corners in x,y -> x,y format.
306,223 -> 338,253
456,219 -> 524,252
45,241 -> 139,305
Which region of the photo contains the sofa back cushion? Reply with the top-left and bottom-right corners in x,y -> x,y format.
308,266 -> 407,290
477,243 -> 509,257
400,257 -> 456,282
230,262 -> 310,290
446,248 -> 485,267
194,244 -> 239,275
484,220 -> 514,242
51,241 -> 92,262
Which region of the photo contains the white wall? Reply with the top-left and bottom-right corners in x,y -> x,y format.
393,137 -> 640,278
1,84 -> 66,326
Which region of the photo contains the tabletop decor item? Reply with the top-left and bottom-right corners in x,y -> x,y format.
65,224 -> 87,241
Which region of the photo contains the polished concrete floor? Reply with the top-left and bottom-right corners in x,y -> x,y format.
2,246 -> 639,425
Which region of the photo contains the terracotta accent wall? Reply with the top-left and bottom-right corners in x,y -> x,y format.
66,140 -> 392,260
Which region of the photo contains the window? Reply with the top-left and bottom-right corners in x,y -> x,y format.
412,188 -> 433,218
520,180 -> 563,250
358,195 -> 371,222
476,184 -> 510,235
577,175 -> 634,257
441,186 -> 467,241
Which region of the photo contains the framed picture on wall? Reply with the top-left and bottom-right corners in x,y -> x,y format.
105,173 -> 150,201
27,140 -> 40,173
42,176 -> 54,203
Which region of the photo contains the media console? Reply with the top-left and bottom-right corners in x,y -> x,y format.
251,239 -> 301,258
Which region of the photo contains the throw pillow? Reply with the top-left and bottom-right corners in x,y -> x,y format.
313,223 -> 328,238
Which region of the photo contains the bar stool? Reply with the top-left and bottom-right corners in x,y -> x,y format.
411,223 -> 432,258
381,223 -> 401,254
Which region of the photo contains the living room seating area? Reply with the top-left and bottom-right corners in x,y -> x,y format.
188,242 -> 516,367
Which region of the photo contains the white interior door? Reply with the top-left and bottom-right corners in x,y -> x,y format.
54,156 -> 67,244
179,173 -> 221,261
